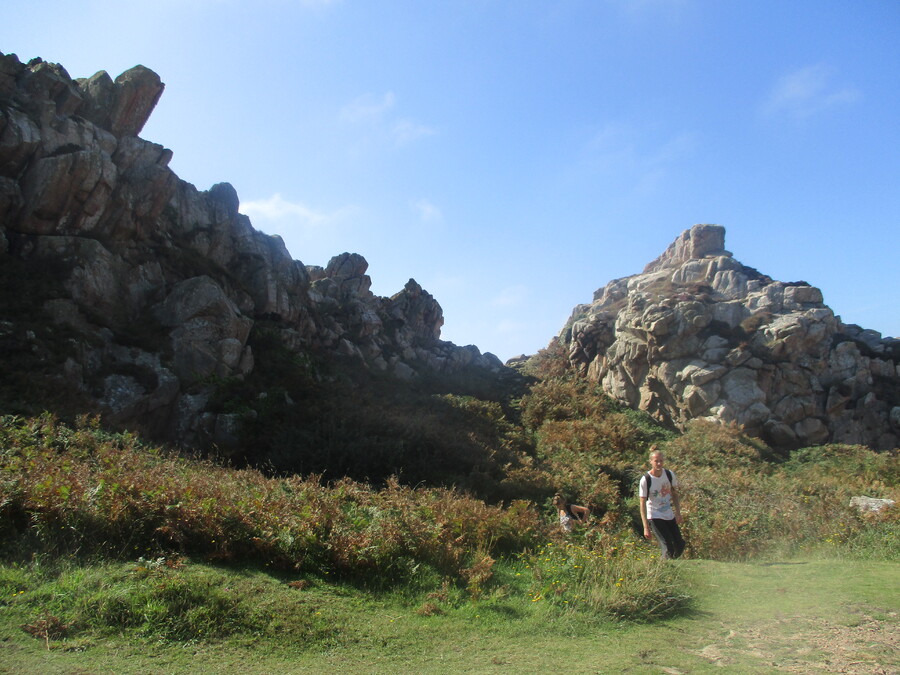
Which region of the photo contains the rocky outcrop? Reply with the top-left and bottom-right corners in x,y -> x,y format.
558,224 -> 900,450
0,53 -> 505,447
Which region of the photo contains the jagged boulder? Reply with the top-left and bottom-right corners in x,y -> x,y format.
75,65 -> 164,138
557,224 -> 899,450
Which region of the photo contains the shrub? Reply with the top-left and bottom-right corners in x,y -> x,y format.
0,415 -> 547,588
740,310 -> 773,334
515,341 -> 570,380
520,378 -> 613,430
676,443 -> 900,561
664,419 -> 775,468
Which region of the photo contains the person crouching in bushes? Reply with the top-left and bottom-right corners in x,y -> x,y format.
553,494 -> 590,533
638,445 -> 686,559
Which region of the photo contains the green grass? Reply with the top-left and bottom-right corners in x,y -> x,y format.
0,555 -> 896,674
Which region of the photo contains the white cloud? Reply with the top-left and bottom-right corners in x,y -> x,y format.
410,198 -> 442,223
762,65 -> 860,119
587,123 -> 694,166
240,193 -> 357,226
239,193 -> 362,265
392,119 -> 437,145
583,122 -> 695,193
340,92 -> 436,146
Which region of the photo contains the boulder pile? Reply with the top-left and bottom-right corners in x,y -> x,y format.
558,224 -> 899,449
0,53 -> 503,447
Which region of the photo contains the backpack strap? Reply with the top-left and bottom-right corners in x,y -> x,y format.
644,470 -> 673,495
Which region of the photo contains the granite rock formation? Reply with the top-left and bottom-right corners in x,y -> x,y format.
0,53 -> 504,447
558,224 -> 900,450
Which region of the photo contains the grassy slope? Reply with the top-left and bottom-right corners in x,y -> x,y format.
1,556 -> 896,674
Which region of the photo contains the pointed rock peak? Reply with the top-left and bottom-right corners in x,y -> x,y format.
208,183 -> 240,216
643,224 -> 730,274
75,64 -> 163,137
110,65 -> 164,137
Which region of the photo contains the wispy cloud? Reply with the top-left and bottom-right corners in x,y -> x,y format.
239,193 -> 362,265
582,122 -> 695,193
587,123 -> 694,165
762,65 -> 860,119
240,193 -> 358,227
410,198 -> 442,223
340,92 -> 396,123
340,91 -> 436,146
392,119 -> 437,145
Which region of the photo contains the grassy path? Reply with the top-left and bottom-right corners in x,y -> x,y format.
2,558 -> 897,674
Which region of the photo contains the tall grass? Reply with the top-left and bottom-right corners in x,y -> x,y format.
519,533 -> 688,620
1,557 -> 332,644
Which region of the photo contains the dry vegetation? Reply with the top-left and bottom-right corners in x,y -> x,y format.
0,342 -> 897,652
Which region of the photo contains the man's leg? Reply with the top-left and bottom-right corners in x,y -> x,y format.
670,522 -> 686,558
648,519 -> 672,559
649,519 -> 684,559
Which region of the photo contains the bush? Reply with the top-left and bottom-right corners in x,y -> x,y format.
514,341 -> 570,380
675,442 -> 900,561
0,414 -> 546,588
520,379 -> 613,430
664,419 -> 776,469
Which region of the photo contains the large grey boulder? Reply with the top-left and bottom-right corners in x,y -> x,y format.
154,276 -> 253,382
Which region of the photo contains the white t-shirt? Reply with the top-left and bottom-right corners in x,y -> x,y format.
639,470 -> 678,520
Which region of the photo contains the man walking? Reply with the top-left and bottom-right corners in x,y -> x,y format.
639,446 -> 686,559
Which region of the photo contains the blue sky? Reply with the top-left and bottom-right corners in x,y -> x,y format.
4,1 -> 899,360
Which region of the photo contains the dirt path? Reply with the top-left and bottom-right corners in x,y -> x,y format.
693,610 -> 899,674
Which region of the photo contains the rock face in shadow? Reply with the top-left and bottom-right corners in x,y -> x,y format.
0,53 -> 504,448
557,224 -> 899,450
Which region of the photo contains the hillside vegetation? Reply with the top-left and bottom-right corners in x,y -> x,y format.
1,343 -> 897,663
0,350 -> 900,672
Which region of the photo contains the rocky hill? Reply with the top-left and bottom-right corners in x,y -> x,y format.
556,224 -> 900,450
0,53 -> 506,450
